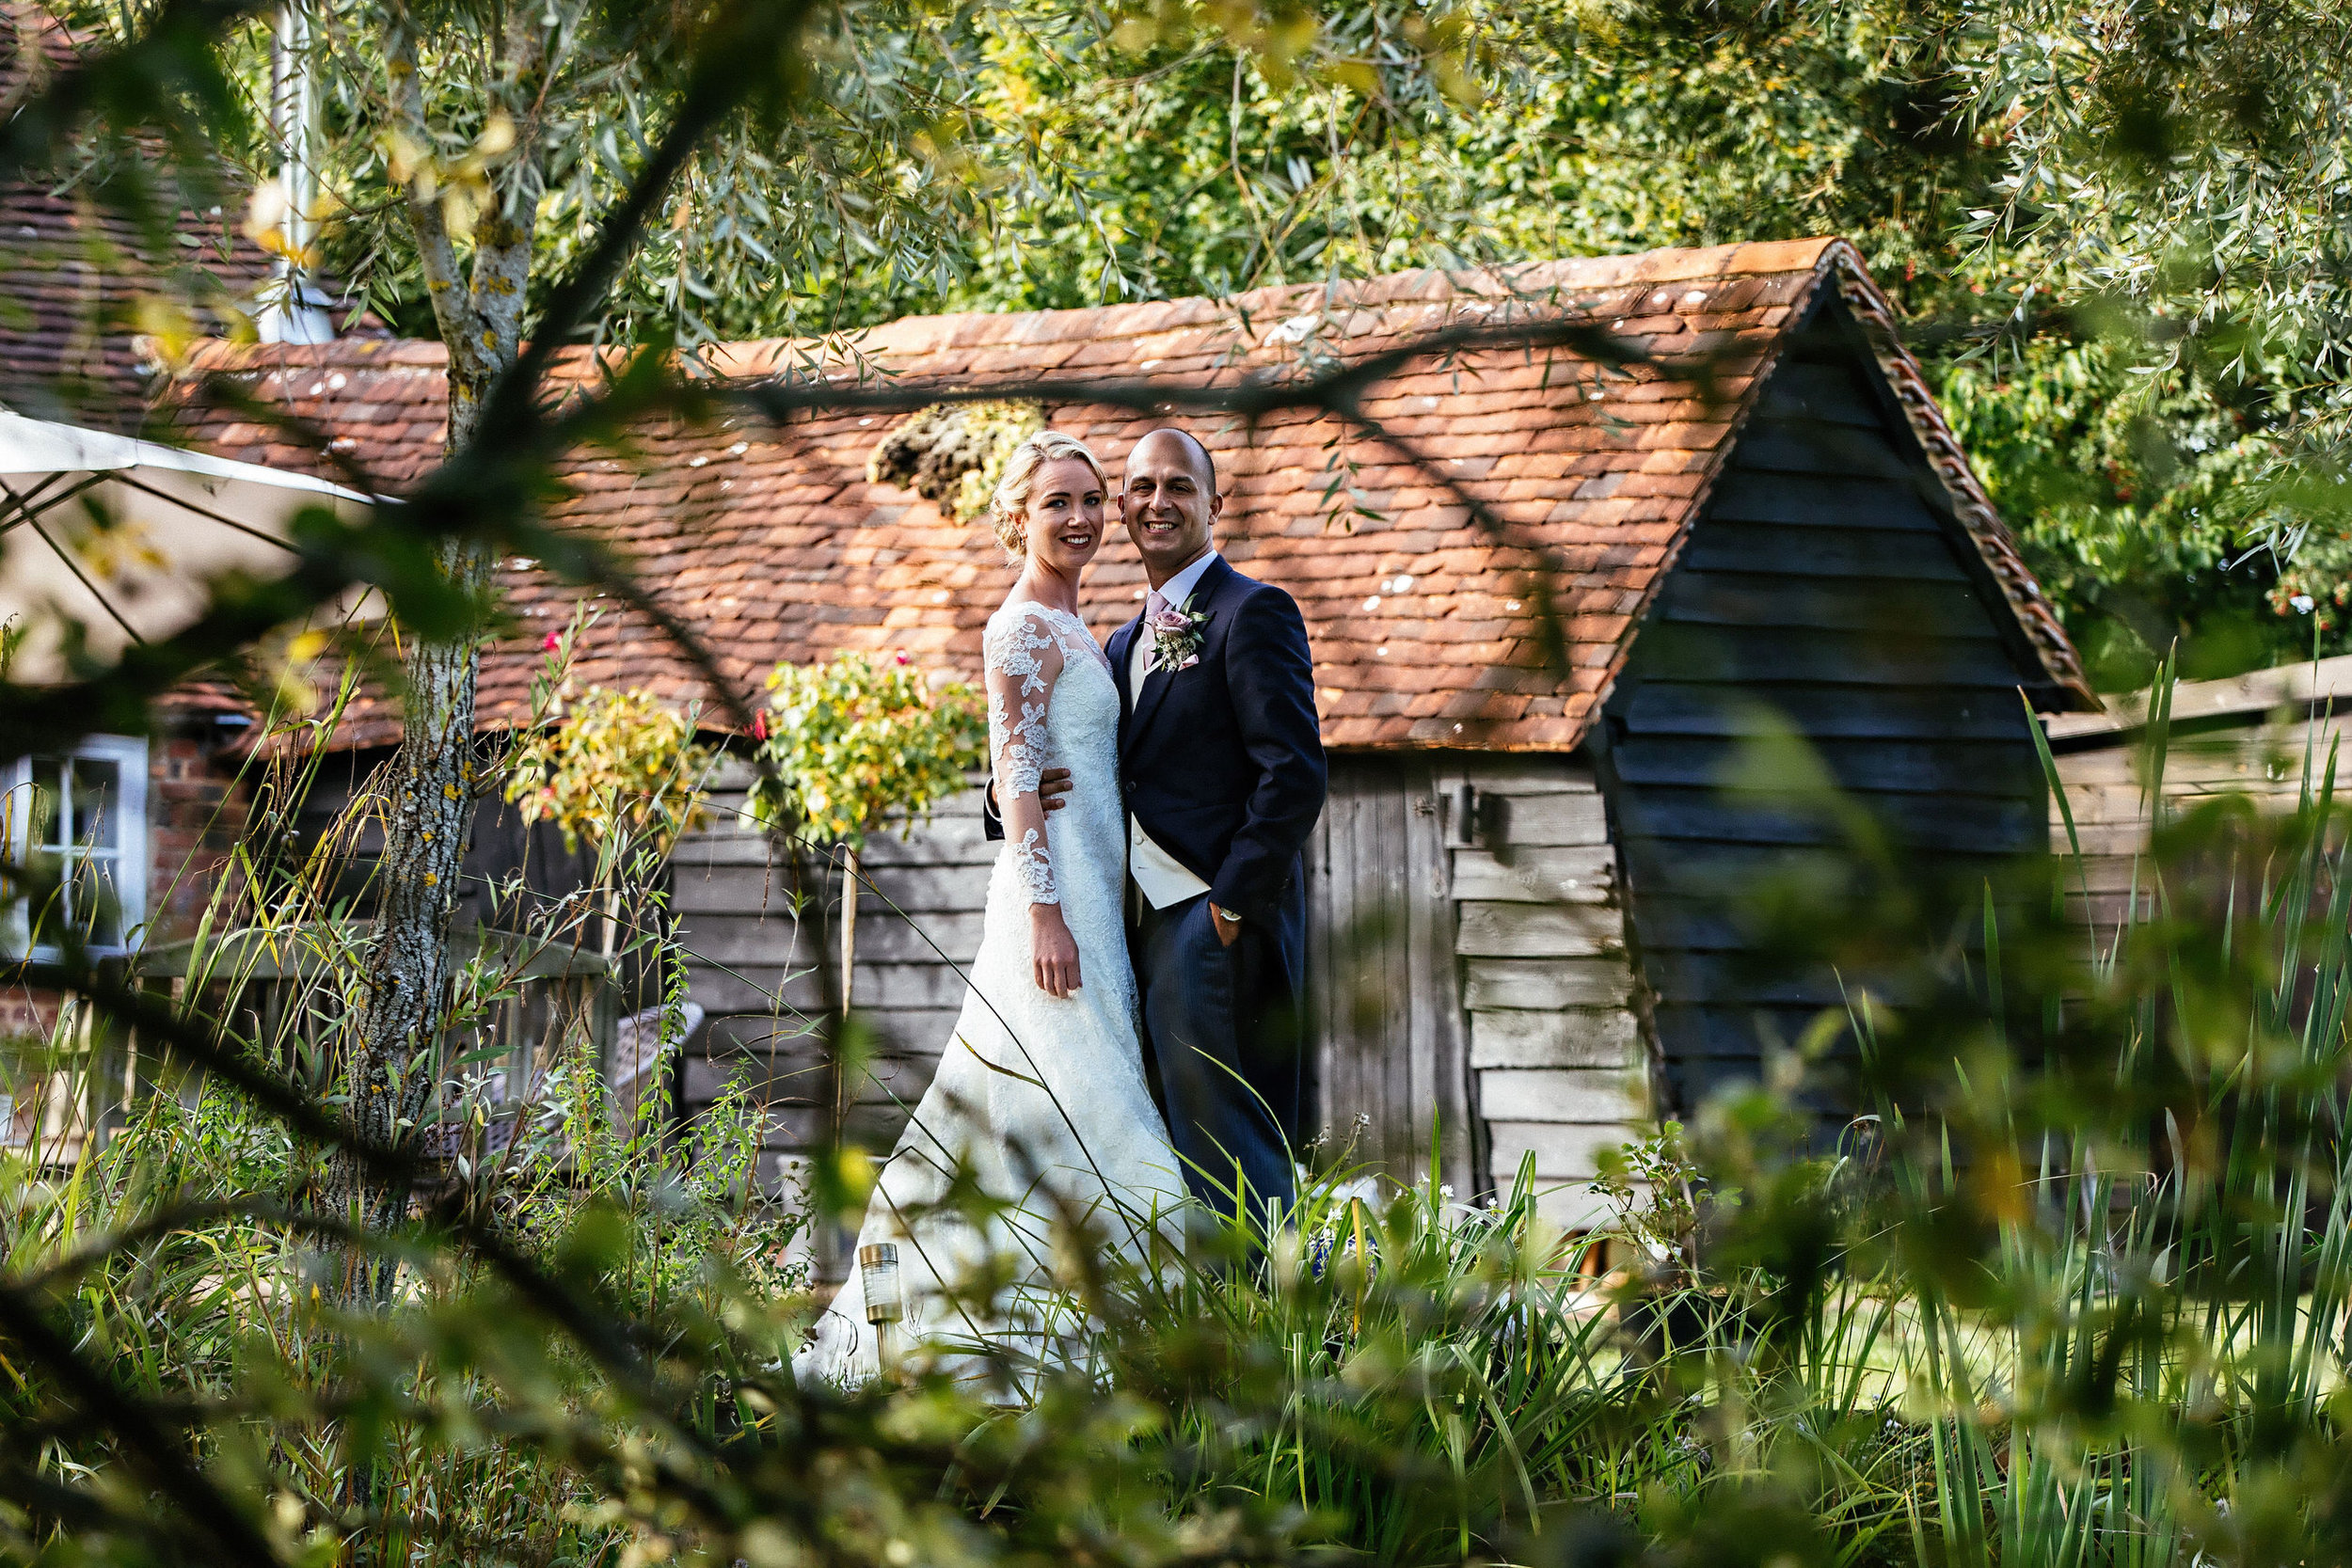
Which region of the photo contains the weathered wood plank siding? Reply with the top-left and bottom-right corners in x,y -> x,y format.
287,745 -> 605,937
1601,295 -> 2049,1125
678,755 -> 1646,1232
1300,757 -> 1472,1193
669,760 -> 992,1190
2048,732 -> 2294,942
1443,756 -> 1647,1229
2044,657 -> 2352,945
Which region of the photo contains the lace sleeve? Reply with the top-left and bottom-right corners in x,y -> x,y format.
984,608 -> 1069,907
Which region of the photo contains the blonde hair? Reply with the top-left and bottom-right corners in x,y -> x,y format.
989,431 -> 1108,561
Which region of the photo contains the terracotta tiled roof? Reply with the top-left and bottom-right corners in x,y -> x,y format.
167,238 -> 2091,752
2,10 -> 265,429
0,182 -> 274,431
0,6 -> 389,433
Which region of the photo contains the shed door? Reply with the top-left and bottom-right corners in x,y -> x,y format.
1302,756 -> 1473,1193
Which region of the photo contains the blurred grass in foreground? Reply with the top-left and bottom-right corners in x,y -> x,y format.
9,668 -> 2352,1568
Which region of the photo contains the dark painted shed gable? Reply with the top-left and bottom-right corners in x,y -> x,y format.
1599,293 -> 2049,1117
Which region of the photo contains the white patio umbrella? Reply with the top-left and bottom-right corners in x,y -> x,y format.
0,409 -> 375,684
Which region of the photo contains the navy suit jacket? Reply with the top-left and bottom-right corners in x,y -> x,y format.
1105,556 -> 1327,927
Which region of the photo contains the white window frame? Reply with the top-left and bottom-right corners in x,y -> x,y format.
3,735 -> 150,960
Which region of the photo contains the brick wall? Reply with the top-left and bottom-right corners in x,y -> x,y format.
147,718 -> 251,942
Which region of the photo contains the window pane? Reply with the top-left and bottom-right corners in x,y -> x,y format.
10,745 -> 140,954
71,758 -> 119,849
23,876 -> 65,950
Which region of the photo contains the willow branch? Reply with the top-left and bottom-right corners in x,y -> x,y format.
0,1276 -> 281,1563
0,0 -> 268,185
481,0 -> 824,435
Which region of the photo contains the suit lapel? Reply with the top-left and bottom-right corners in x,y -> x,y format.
1126,557 -> 1232,752
1107,618 -> 1140,732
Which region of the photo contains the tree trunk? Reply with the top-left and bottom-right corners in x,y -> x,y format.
319,362 -> 496,1538
324,379 -> 496,1303
322,13 -> 544,1307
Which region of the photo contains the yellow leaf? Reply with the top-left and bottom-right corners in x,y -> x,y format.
474,109 -> 516,159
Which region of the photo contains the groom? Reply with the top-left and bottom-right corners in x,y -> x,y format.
991,428 -> 1327,1227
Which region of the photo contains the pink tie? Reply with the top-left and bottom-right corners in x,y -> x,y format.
1146,591 -> 1168,620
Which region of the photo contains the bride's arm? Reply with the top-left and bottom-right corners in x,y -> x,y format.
985,610 -> 1082,998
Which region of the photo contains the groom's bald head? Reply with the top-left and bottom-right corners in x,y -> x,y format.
1132,427 -> 1216,485
1121,427 -> 1223,587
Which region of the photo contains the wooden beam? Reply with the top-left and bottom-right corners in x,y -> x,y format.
2043,655 -> 2352,742
1464,957 -> 1635,1010
1486,1120 -> 1643,1179
1477,1067 -> 1646,1122
1449,845 -> 1615,903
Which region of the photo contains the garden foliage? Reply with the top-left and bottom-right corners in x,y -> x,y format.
20,707 -> 2352,1568
506,680 -> 717,859
797,0 -> 2352,684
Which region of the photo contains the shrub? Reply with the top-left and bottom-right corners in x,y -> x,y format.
745,650 -> 988,849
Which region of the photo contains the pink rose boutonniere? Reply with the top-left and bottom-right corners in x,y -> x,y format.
1147,602 -> 1208,673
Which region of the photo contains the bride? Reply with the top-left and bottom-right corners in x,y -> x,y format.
796,431 -> 1188,1386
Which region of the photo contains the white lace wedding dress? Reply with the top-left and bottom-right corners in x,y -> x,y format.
794,600 -> 1187,1387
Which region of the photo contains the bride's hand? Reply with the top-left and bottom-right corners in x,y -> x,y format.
1030,905 -> 1082,997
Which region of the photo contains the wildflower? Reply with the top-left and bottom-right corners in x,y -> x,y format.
543,631 -> 562,652
2293,594 -> 2316,613
896,650 -> 911,665
750,710 -> 769,741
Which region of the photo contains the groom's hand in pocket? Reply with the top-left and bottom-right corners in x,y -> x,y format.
1030,904 -> 1083,996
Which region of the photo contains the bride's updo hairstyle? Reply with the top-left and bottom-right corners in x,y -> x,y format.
990,431 -> 1108,561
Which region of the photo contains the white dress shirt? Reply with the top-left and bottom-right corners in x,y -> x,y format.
1127,550 -> 1219,911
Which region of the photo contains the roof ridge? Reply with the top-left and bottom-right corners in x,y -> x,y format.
709,239 -> 1848,367
181,239 -> 1852,376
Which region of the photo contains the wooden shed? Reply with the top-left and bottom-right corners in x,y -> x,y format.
170,237 -> 2091,1227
